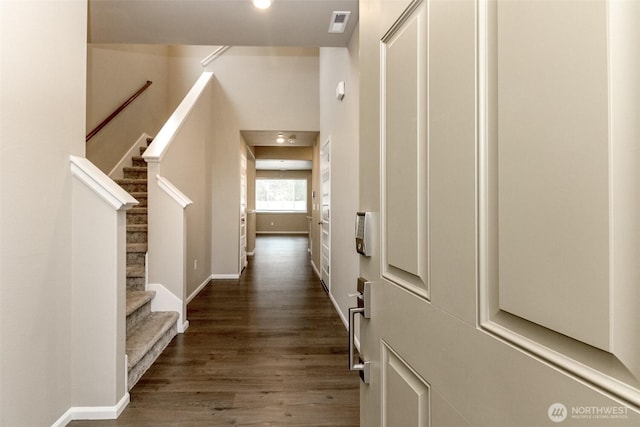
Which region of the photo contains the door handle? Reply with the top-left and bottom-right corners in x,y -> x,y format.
348,278 -> 372,384
349,306 -> 370,384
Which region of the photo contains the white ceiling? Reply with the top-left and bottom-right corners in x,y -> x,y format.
88,0 -> 359,47
256,159 -> 312,170
241,130 -> 318,147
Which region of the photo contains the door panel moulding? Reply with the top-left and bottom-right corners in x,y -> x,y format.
476,0 -> 640,410
379,0 -> 430,301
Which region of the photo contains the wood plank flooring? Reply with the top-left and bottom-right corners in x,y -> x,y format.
69,235 -> 360,426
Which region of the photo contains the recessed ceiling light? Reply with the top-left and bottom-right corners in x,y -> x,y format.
253,0 -> 272,10
276,136 -> 285,143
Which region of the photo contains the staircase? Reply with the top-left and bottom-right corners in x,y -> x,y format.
116,137 -> 179,390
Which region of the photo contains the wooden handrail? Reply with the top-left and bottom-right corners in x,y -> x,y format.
86,80 -> 152,142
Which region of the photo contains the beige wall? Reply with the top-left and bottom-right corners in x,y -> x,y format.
208,47 -> 319,131
319,31 -> 360,324
210,79 -> 243,275
169,46 -> 319,130
256,213 -> 310,234
87,44 -> 170,173
254,146 -> 313,160
0,1 -> 87,424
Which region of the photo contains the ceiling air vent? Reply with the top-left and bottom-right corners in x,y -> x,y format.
328,11 -> 351,34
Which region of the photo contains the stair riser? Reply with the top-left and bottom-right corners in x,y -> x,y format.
132,157 -> 146,167
127,277 -> 145,292
127,322 -> 178,390
118,182 -> 147,193
127,231 -> 148,244
127,212 -> 147,224
131,196 -> 147,207
139,147 -> 148,155
127,301 -> 152,334
127,252 -> 146,265
123,169 -> 147,180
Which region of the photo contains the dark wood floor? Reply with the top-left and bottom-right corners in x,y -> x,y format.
70,235 -> 360,426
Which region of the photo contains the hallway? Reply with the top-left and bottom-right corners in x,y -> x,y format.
70,235 -> 359,426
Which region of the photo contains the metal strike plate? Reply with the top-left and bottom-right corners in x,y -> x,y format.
357,277 -> 372,319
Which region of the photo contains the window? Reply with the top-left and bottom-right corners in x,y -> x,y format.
256,179 -> 307,212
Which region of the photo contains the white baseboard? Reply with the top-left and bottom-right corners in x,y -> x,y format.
327,291 -> 360,350
211,273 -> 240,279
51,393 -> 130,427
187,275 -> 213,303
108,133 -> 152,179
256,231 -> 309,235
328,291 -> 349,330
146,283 -> 187,333
310,260 -> 321,279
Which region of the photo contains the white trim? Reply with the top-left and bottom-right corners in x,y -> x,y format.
378,0 -> 431,302
211,273 -> 240,280
108,133 -> 152,179
311,259 -> 321,279
327,290 -> 361,351
247,249 -> 256,256
156,175 -> 193,208
51,393 -> 130,427
329,291 -> 348,330
143,72 -> 213,162
255,210 -> 310,214
187,275 -> 213,303
70,156 -> 138,211
201,46 -> 231,67
146,283 -> 188,333
481,321 -> 640,409
256,231 -> 309,235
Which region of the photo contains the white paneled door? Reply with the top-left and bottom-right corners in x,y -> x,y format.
320,138 -> 331,291
240,154 -> 247,271
357,0 -> 640,426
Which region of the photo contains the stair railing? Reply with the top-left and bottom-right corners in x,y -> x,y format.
86,80 -> 153,142
200,46 -> 230,68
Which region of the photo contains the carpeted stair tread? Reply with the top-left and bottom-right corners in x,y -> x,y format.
123,167 -> 147,179
130,191 -> 147,199
126,290 -> 156,316
127,242 -> 148,253
115,178 -> 146,184
127,311 -> 179,370
126,224 -> 148,244
127,224 -> 148,231
123,166 -> 147,172
131,156 -> 146,167
127,265 -> 145,278
127,207 -> 147,216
